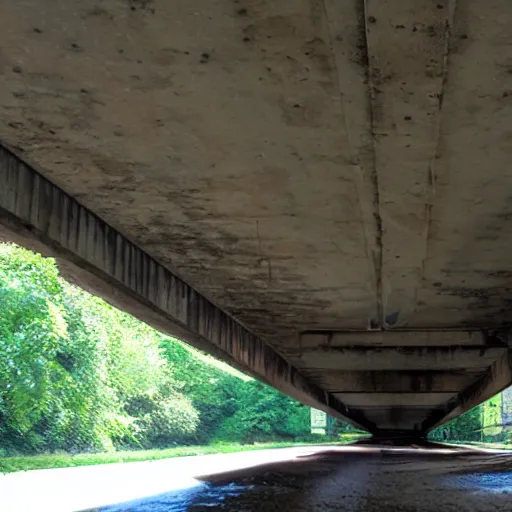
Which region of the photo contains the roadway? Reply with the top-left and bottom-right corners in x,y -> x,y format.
1,445 -> 511,512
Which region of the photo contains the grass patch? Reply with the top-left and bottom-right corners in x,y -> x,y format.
439,440 -> 512,450
0,434 -> 365,474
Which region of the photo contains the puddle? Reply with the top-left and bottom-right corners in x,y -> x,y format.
448,472 -> 512,494
97,482 -> 247,512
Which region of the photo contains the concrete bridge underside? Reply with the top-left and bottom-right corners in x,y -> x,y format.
1,0 -> 512,435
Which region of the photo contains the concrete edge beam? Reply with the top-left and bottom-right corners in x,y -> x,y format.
422,348 -> 512,432
349,406 -> 439,432
332,393 -> 456,408
295,346 -> 506,371
300,370 -> 479,393
300,330 -> 504,348
0,145 -> 373,431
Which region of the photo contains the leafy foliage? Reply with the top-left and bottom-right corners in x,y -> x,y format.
430,393 -> 511,443
215,381 -> 310,443
0,243 -> 327,457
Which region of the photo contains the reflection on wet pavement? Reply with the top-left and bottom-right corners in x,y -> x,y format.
94,449 -> 512,512
98,483 -> 247,512
449,472 -> 512,494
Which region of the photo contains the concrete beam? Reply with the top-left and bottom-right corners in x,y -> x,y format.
299,330 -> 497,348
350,407 -> 436,432
295,346 -> 506,371
334,393 -> 455,408
0,144 -> 373,430
422,348 -> 512,431
364,0 -> 454,326
300,370 -> 480,393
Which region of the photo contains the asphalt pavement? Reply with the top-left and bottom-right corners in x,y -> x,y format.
1,444 -> 511,512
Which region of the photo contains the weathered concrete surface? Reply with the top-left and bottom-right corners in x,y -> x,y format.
300,370 -> 482,393
292,347 -> 507,371
299,331 -> 490,348
2,0 -> 512,432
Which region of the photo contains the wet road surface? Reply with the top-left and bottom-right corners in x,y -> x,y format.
0,446 -> 338,512
95,446 -> 512,512
2,445 -> 511,511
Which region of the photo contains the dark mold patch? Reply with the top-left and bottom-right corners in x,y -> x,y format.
301,38 -> 333,79
369,319 -> 380,330
434,280 -> 512,321
128,0 -> 154,13
439,287 -> 489,300
84,6 -> 114,20
485,270 -> 512,279
353,0 -> 369,68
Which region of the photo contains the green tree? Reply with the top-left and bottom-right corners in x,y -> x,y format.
215,381 -> 309,443
0,244 -> 70,451
127,393 -> 199,447
0,243 -> 200,454
159,339 -> 244,443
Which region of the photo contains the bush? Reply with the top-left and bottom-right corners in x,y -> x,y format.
214,381 -> 309,443
128,394 -> 199,448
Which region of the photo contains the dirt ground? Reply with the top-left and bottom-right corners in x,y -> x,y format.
99,445 -> 512,512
